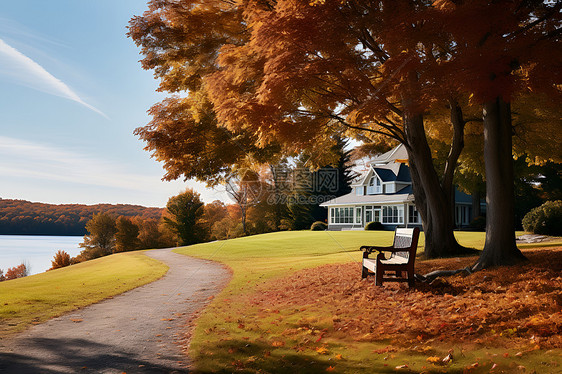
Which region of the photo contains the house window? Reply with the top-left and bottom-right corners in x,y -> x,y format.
367,175 -> 382,195
408,205 -> 420,224
356,187 -> 364,196
382,205 -> 404,224
355,207 -> 362,224
455,206 -> 471,226
331,207 -> 354,224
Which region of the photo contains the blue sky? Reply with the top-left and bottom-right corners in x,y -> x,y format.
0,0 -> 225,207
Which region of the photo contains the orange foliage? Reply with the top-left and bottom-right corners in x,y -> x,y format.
0,199 -> 164,236
251,248 -> 562,349
50,250 -> 71,270
4,263 -> 28,280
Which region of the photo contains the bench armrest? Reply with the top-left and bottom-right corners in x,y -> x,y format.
360,245 -> 393,255
379,247 -> 415,253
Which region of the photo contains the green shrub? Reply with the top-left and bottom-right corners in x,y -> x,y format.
365,221 -> 384,231
522,200 -> 562,236
310,221 -> 328,231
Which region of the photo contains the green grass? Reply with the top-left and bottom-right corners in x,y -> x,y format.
174,230 -> 561,373
0,251 -> 168,337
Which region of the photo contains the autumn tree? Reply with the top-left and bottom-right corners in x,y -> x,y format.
163,189 -> 207,246
50,250 -> 71,270
224,168 -> 266,235
4,263 -> 29,280
201,0 -> 472,257
429,0 -> 562,268
78,212 -> 117,260
133,217 -> 175,249
115,216 -> 141,252
129,0 -> 561,265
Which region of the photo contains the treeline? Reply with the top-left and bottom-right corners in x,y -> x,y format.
0,199 -> 164,236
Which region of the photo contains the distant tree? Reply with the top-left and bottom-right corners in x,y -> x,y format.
115,216 -> 141,252
224,169 -> 265,236
50,250 -> 71,270
163,189 -> 207,246
4,263 -> 28,280
78,212 -> 117,260
0,199 -> 163,236
0,269 -> 5,282
135,218 -> 173,249
202,200 -> 229,240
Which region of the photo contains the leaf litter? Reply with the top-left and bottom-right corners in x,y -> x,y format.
249,247 -> 562,350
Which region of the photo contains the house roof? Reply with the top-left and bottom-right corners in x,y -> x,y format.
368,144 -> 408,166
353,162 -> 411,186
455,189 -> 473,204
320,185 -> 414,207
396,163 -> 411,182
374,167 -> 396,182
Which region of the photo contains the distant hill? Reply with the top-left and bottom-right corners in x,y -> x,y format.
0,199 -> 164,236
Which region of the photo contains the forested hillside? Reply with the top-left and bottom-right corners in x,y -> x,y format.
0,199 -> 164,236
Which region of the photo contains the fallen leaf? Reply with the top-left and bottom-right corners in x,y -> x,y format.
335,354 -> 343,360
271,341 -> 285,347
395,364 -> 408,369
427,356 -> 441,364
326,366 -> 335,372
70,319 -> 83,323
316,347 -> 329,355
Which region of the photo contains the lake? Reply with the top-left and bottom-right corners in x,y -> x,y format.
0,235 -> 83,276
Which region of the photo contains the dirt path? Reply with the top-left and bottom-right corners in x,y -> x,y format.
0,248 -> 230,373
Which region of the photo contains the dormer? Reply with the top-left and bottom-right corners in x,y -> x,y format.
353,162 -> 412,196
367,174 -> 382,194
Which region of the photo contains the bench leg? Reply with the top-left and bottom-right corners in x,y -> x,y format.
408,272 -> 415,288
375,267 -> 383,286
361,265 -> 368,279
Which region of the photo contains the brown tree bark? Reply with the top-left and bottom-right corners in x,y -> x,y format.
403,111 -> 469,258
473,97 -> 527,269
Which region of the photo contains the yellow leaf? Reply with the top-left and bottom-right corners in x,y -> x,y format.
427,356 -> 441,364
316,347 -> 329,354
335,354 -> 343,360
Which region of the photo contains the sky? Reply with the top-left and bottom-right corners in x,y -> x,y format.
0,0 -> 227,208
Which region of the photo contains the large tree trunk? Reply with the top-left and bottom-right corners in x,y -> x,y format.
472,190 -> 481,219
473,97 -> 526,269
403,112 -> 468,258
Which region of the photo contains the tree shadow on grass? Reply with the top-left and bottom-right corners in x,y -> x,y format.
193,338 -> 415,374
0,337 -> 189,373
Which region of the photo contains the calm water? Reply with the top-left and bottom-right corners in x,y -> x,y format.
0,235 -> 83,275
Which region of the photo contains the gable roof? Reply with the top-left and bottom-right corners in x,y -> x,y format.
353,161 -> 411,186
368,144 -> 408,166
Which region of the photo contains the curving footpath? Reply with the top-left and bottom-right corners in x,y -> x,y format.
0,248 -> 230,373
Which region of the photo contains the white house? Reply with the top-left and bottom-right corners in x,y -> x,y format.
320,145 -> 481,230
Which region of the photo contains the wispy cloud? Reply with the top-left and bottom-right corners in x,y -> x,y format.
0,136 -> 226,205
0,38 -> 107,118
0,136 -> 162,191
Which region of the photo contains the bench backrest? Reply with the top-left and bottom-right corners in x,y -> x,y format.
391,227 -> 420,261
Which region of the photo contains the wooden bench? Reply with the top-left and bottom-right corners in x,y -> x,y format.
360,227 -> 420,287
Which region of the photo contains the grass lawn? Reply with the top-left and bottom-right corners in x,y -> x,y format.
175,231 -> 562,373
0,251 -> 168,338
